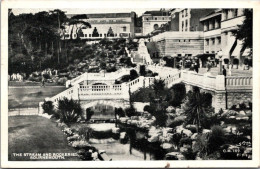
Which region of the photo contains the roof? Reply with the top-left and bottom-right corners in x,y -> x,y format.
67,13 -> 133,19
143,10 -> 169,16
200,9 -> 222,22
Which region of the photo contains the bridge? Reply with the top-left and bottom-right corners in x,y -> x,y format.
40,39 -> 252,115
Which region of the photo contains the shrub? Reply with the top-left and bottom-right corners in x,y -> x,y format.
139,65 -> 146,76
233,58 -> 239,65
179,137 -> 192,147
130,69 -> 138,80
208,125 -> 225,154
224,58 -> 229,64
125,106 -> 138,117
42,100 -> 54,115
169,83 -> 186,107
86,108 -> 94,121
57,98 -> 83,123
182,148 -> 197,160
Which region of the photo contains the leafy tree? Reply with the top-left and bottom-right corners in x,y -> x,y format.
153,79 -> 165,97
130,69 -> 138,80
92,27 -> 99,37
42,100 -> 54,115
233,9 -> 252,50
57,98 -> 83,123
183,89 -> 214,133
139,65 -> 146,76
207,125 -> 225,154
168,83 -> 186,107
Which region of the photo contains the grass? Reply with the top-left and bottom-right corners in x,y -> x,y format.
8,86 -> 66,109
8,116 -> 80,161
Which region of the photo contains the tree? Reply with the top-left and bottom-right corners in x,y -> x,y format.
130,69 -> 138,80
57,98 -> 83,123
92,27 -> 99,37
168,83 -> 186,107
233,9 -> 252,51
139,65 -> 146,76
68,20 -> 91,40
183,89 -> 214,133
153,79 -> 165,97
42,100 -> 54,115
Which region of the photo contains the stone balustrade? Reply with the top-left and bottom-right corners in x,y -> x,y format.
226,76 -> 252,90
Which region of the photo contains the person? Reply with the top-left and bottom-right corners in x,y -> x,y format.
41,77 -> 45,87
228,64 -> 232,76
223,66 -> 227,77
207,60 -> 212,72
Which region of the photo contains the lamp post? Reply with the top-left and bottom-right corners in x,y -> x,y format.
181,52 -> 185,69
173,53 -> 177,68
218,50 -> 223,75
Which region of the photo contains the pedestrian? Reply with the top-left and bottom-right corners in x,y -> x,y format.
223,66 -> 227,77
41,77 -> 45,87
194,62 -> 199,73
228,64 -> 232,76
207,61 -> 212,72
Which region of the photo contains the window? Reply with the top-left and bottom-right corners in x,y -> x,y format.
89,34 -> 91,37
162,17 -> 164,20
212,39 -> 215,45
206,39 -> 209,46
154,24 -> 159,30
85,34 -> 87,37
146,18 -> 149,21
155,17 -> 157,20
218,37 -> 221,44
234,9 -> 238,17
123,26 -> 126,32
115,33 -> 117,37
100,34 -> 102,37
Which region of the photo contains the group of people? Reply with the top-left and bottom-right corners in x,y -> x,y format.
8,73 -> 24,81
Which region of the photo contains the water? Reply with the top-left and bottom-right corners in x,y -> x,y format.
88,123 -> 166,161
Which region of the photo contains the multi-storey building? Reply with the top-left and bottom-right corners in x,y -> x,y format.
142,10 -> 171,36
64,12 -> 136,39
200,9 -> 248,66
200,9 -> 222,54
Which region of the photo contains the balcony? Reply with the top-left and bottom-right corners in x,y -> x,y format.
204,28 -> 221,38
221,16 -> 245,31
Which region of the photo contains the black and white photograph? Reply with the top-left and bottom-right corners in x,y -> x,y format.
1,0 -> 260,168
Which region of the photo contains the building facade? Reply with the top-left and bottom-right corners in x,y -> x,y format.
200,9 -> 248,66
151,32 -> 204,57
64,12 -> 136,40
142,10 -> 171,36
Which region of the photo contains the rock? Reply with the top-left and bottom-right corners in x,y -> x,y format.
112,127 -> 120,134
148,134 -> 159,143
71,140 -> 91,149
180,147 -> 188,153
161,143 -> 173,150
67,134 -> 80,141
166,106 -> 175,113
202,129 -> 211,134
120,132 -> 127,140
191,133 -> 198,140
166,152 -> 184,160
238,111 -> 246,116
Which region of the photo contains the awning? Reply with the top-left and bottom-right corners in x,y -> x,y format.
231,40 -> 243,57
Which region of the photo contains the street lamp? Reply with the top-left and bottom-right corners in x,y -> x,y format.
217,50 -> 223,75
181,52 -> 185,69
173,53 -> 177,68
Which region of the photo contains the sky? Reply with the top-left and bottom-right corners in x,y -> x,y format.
11,8 -> 162,17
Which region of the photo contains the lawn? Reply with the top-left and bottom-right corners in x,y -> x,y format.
8,116 -> 80,161
8,86 -> 66,109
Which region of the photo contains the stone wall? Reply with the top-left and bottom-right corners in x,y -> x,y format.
226,90 -> 252,108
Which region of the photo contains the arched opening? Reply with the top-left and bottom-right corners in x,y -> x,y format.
154,24 -> 159,30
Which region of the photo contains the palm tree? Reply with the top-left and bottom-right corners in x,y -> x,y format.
183,88 -> 213,133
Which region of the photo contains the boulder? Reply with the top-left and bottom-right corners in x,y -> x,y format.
112,127 -> 120,134
120,132 -> 127,140
161,143 -> 173,150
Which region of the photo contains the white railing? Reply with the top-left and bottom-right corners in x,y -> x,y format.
226,76 -> 252,90
67,67 -> 138,87
50,85 -> 79,106
181,71 -> 218,91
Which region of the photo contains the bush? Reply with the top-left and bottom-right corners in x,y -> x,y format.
224,58 -> 229,64
130,69 -> 138,81
42,101 -> 54,115
208,125 -> 225,154
139,65 -> 146,76
125,106 -> 138,117
169,83 -> 186,107
57,98 -> 83,123
179,137 -> 192,147
233,58 -> 239,65
86,108 -> 94,121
